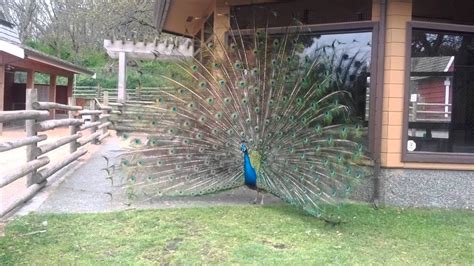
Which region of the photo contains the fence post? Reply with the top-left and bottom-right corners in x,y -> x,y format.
90,100 -> 99,144
97,84 -> 101,99
25,88 -> 39,186
102,91 -> 109,135
68,97 -> 78,153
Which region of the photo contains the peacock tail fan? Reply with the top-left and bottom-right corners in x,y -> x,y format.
111,12 -> 374,219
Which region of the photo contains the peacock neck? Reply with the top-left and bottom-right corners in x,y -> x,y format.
243,151 -> 257,187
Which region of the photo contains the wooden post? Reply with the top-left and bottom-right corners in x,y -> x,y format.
0,63 -> 5,135
89,100 -> 99,144
117,51 -> 127,103
68,97 -> 78,153
67,75 -> 74,97
26,70 -> 35,89
49,74 -> 57,119
97,84 -> 101,98
25,88 -> 39,186
102,91 -> 109,135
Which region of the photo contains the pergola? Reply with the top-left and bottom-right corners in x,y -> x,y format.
0,17 -> 94,132
103,37 -> 193,103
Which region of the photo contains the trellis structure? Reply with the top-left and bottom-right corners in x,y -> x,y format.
103,36 -> 193,103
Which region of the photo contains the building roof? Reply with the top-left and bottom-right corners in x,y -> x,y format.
22,46 -> 95,76
153,0 -> 283,37
411,56 -> 454,73
0,17 -> 94,76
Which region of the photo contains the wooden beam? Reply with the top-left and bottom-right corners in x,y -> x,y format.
9,57 -> 74,77
0,157 -> 50,188
68,97 -> 79,153
0,181 -> 46,217
0,62 -> 4,135
35,133 -> 81,156
67,75 -> 74,97
77,131 -> 101,146
0,135 -> 47,152
79,121 -> 101,131
35,118 -> 83,132
49,74 -> 57,119
34,149 -> 87,183
25,88 -> 38,186
32,101 -> 82,111
0,110 -> 49,123
117,51 -> 127,103
26,70 -> 34,89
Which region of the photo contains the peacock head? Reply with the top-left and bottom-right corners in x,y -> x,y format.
240,142 -> 248,154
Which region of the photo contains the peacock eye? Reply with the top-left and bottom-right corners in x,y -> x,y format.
234,61 -> 242,69
199,81 -> 207,88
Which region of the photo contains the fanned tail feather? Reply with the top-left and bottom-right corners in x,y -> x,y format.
111,13 -> 373,216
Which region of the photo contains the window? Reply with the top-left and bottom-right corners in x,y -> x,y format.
404,22 -> 474,162
230,0 -> 372,29
229,26 -> 375,151
413,0 -> 474,26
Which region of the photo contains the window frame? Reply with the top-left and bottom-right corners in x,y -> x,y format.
228,21 -> 380,157
402,21 -> 474,163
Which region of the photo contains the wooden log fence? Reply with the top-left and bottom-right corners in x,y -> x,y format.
0,88 -> 113,217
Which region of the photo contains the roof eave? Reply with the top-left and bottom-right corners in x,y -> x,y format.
154,0 -> 172,34
24,49 -> 95,76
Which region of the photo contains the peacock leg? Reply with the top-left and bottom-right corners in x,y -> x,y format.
252,189 -> 259,204
260,193 -> 264,205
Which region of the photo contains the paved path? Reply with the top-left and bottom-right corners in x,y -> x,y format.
36,137 -> 281,214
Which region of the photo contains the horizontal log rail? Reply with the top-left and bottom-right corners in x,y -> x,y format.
98,122 -> 111,129
1,88 -> 112,218
35,133 -> 82,156
0,181 -> 46,217
94,98 -> 113,111
98,131 -> 110,141
77,131 -> 102,146
78,110 -> 102,116
0,110 -> 49,123
32,101 -> 82,111
35,119 -> 83,132
79,121 -> 102,131
34,149 -> 87,183
0,135 -> 47,152
0,157 -> 50,188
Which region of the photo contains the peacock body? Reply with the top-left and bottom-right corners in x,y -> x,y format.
112,16 -> 373,218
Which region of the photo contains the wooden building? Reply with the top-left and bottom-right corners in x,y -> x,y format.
153,0 -> 474,208
0,16 -> 94,130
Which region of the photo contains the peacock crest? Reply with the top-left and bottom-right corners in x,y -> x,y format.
111,13 -> 374,219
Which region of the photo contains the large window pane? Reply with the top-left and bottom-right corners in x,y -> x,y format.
230,0 -> 372,29
407,29 -> 474,153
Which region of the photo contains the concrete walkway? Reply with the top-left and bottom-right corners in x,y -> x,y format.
34,137 -> 281,214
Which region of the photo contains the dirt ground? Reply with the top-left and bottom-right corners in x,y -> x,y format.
0,125 -> 97,213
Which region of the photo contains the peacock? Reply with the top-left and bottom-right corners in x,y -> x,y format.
109,14 -> 373,220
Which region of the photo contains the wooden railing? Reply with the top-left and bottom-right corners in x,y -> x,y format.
73,85 -> 176,102
0,89 -> 112,217
409,102 -> 452,123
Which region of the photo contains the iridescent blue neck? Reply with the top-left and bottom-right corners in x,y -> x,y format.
242,149 -> 257,186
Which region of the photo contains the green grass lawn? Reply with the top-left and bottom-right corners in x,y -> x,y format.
0,204 -> 472,265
